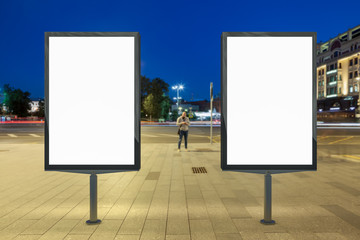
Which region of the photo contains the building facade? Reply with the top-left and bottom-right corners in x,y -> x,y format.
317,25 -> 360,116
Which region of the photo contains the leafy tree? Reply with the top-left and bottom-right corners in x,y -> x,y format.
141,76 -> 151,104
143,93 -> 160,120
141,76 -> 151,118
3,84 -> 31,117
150,78 -> 169,97
141,75 -> 151,98
150,78 -> 169,119
141,76 -> 170,119
160,95 -> 171,120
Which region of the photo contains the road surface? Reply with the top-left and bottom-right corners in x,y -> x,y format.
2,124 -> 360,162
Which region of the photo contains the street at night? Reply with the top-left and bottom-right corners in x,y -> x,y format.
2,124 -> 360,163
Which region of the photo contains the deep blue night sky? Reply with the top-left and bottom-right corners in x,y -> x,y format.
0,0 -> 359,101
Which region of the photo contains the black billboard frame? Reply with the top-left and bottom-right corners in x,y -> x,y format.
221,32 -> 317,172
44,32 -> 141,172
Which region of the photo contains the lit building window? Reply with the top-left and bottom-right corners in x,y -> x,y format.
350,86 -> 353,93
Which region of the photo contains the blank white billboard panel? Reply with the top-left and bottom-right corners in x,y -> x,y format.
221,32 -> 316,171
45,32 -> 140,170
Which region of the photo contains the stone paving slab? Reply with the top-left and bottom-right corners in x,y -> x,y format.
0,143 -> 360,239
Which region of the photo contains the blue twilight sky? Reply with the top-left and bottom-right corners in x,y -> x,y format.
0,0 -> 359,101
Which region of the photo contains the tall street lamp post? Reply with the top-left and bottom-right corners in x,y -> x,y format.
172,85 -> 184,114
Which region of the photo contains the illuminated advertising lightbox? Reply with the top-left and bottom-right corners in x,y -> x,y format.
45,32 -> 140,171
221,32 -> 316,171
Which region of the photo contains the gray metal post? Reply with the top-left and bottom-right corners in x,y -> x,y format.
260,171 -> 275,224
177,88 -> 180,113
86,172 -> 101,224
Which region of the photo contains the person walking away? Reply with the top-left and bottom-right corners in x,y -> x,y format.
177,111 -> 190,152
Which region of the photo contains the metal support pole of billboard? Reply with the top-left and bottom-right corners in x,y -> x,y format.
260,171 -> 275,225
86,172 -> 101,224
210,82 -> 213,144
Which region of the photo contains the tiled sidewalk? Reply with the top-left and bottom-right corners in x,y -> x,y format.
0,143 -> 360,239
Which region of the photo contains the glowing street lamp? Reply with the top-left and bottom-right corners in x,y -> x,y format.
172,84 -> 184,113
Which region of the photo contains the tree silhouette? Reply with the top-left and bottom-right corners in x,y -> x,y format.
3,84 -> 31,117
141,76 -> 170,120
160,95 -> 171,120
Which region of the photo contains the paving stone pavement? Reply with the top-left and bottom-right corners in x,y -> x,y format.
0,143 -> 360,239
